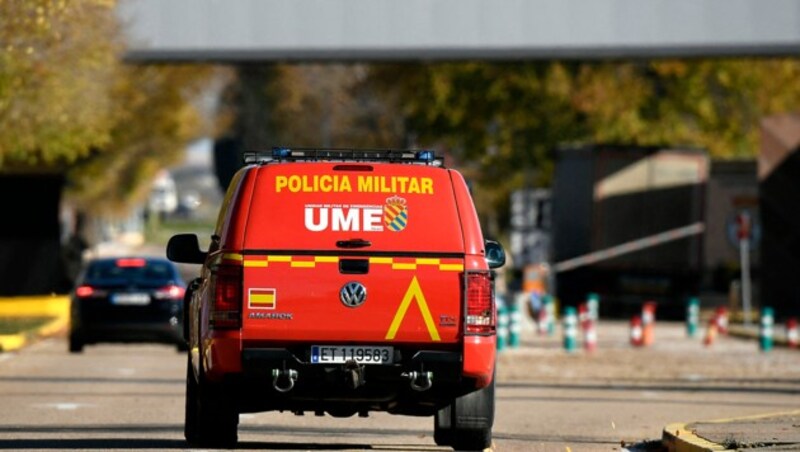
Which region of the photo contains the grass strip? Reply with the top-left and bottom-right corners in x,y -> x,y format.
0,317 -> 54,335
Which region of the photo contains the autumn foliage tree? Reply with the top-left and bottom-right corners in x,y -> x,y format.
0,0 -> 217,213
364,60 -> 800,235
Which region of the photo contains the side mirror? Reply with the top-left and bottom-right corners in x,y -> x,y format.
167,234 -> 207,264
485,240 -> 506,269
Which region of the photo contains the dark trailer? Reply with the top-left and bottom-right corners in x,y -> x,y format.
552,145 -> 708,317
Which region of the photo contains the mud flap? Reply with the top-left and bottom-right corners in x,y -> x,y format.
434,377 -> 494,450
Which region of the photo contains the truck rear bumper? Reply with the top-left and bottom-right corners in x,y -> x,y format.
225,347 -> 478,416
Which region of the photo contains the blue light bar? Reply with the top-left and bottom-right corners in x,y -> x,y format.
272,147 -> 291,158
244,148 -> 444,166
415,150 -> 435,162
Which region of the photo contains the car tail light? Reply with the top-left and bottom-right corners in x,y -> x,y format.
154,284 -> 186,300
116,258 -> 146,268
210,264 -> 242,329
75,285 -> 94,298
466,272 -> 495,335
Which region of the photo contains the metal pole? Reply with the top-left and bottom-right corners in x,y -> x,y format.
740,237 -> 752,327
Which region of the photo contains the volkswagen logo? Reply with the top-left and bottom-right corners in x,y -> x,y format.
340,282 -> 367,308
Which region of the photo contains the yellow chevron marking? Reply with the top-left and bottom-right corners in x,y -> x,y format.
416,258 -> 441,266
369,257 -> 394,265
385,276 -> 440,341
439,264 -> 464,272
290,261 -> 316,268
244,260 -> 268,268
392,263 -> 417,270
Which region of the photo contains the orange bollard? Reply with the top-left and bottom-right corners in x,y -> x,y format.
703,318 -> 718,347
641,301 -> 657,346
715,306 -> 729,334
787,318 -> 799,348
630,315 -> 644,347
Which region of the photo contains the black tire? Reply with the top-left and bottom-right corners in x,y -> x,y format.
184,358 -> 200,444
434,377 -> 495,451
184,356 -> 238,447
68,333 -> 84,354
176,341 -> 189,352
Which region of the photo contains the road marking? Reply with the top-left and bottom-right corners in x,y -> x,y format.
35,403 -> 95,411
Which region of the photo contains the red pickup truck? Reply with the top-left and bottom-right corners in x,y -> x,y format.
168,149 -> 505,450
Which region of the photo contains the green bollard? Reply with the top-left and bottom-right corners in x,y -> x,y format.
497,302 -> 508,351
508,300 -> 521,348
563,306 -> 578,352
760,307 -> 774,352
544,295 -> 556,336
687,297 -> 700,338
587,292 -> 600,322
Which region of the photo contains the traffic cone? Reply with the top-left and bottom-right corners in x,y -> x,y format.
641,301 -> 657,346
760,307 -> 774,352
583,317 -> 597,353
630,315 -> 644,347
787,318 -> 799,349
563,306 -> 578,352
703,318 -> 718,347
715,306 -> 729,334
537,308 -> 547,335
578,303 -> 589,324
686,297 -> 700,338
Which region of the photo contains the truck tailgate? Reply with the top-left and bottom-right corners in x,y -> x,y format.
241,253 -> 463,344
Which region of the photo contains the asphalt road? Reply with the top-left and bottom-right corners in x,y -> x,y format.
1,322 -> 799,451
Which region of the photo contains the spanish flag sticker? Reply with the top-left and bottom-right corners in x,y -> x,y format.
249,288 -> 276,310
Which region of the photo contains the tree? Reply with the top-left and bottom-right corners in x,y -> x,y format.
364,59 -> 800,236
0,0 -> 219,213
0,0 -> 120,166
66,64 -> 217,213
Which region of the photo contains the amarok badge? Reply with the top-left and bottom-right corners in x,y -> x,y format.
383,195 -> 408,232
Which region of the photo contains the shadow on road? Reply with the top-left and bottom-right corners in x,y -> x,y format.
0,424 -> 441,451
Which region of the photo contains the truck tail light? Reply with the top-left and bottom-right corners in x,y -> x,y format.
466,272 -> 495,335
211,264 -> 242,329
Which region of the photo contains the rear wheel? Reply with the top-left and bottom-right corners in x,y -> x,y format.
184,357 -> 238,447
433,377 -> 495,451
68,332 -> 84,354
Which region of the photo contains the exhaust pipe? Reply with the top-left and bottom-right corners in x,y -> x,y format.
402,371 -> 433,392
272,368 -> 298,393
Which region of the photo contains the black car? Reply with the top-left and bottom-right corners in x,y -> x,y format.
69,257 -> 188,353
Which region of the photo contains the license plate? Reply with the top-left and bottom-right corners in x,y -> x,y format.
111,293 -> 151,305
310,345 -> 393,365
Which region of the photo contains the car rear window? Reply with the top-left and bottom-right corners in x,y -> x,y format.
85,259 -> 176,284
243,162 -> 465,253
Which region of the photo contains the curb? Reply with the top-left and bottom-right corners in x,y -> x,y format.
0,296 -> 69,352
663,410 -> 800,452
662,422 -> 726,452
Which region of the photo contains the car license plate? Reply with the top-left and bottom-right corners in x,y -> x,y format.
111,293 -> 151,305
310,345 -> 393,365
